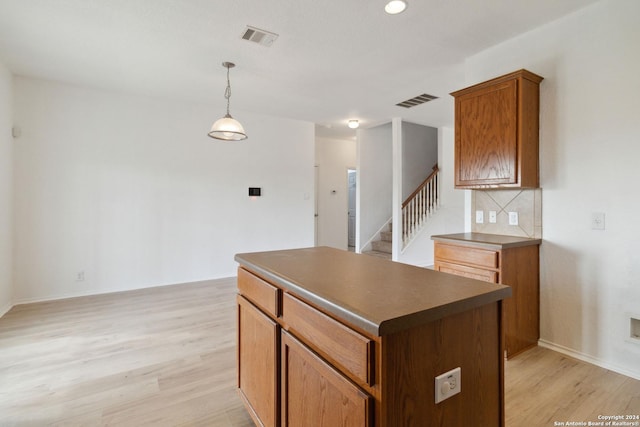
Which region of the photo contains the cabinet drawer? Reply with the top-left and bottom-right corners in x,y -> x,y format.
282,293 -> 373,386
435,243 -> 499,269
436,261 -> 498,283
238,267 -> 280,318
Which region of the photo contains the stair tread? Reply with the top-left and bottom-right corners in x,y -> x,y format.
372,240 -> 392,253
362,250 -> 392,260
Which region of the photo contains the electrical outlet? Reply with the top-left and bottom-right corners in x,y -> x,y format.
508,211 -> 519,226
475,210 -> 484,224
435,367 -> 461,404
76,271 -> 85,282
489,211 -> 497,223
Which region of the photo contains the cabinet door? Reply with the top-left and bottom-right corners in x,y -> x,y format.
455,79 -> 518,187
281,331 -> 372,427
237,295 -> 278,427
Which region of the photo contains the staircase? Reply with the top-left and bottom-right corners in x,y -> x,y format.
402,164 -> 439,247
363,223 -> 393,259
362,164 -> 440,260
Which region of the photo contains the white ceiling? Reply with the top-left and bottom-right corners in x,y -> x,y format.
0,0 -> 599,139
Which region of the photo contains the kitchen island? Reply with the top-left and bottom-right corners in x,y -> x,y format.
235,246 -> 512,427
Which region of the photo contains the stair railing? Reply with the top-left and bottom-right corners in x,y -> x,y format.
402,164 -> 439,246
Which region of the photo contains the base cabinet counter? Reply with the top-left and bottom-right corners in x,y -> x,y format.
432,233 -> 541,359
235,246 -> 511,427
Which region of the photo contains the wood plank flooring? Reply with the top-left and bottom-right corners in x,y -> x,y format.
0,278 -> 638,426
0,279 -> 254,426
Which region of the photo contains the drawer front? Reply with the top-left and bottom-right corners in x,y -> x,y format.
238,267 -> 280,318
435,242 -> 499,269
435,261 -> 498,283
282,293 -> 373,386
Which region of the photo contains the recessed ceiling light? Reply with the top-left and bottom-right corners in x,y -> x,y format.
348,120 -> 360,129
385,0 -> 407,15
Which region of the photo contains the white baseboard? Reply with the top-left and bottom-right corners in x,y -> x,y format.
11,277 -> 235,307
538,339 -> 640,381
0,301 -> 12,318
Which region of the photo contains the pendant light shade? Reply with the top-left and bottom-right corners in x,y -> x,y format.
208,62 -> 247,141
209,114 -> 247,141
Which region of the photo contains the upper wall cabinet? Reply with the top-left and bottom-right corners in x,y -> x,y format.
451,69 -> 543,189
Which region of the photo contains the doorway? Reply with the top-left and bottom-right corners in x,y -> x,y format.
347,168 -> 357,250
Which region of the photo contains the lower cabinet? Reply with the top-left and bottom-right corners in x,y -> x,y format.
281,331 -> 372,427
237,268 -> 372,427
237,295 -> 279,427
237,265 -> 505,426
434,240 -> 540,358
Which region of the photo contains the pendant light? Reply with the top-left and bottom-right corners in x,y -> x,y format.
208,62 -> 247,141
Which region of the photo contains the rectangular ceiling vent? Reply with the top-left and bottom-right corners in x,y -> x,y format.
396,93 -> 439,108
241,26 -> 279,47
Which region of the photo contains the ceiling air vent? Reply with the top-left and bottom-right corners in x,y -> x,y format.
396,93 -> 439,108
241,26 -> 279,47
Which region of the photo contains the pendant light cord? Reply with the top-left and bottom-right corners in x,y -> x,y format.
224,65 -> 231,116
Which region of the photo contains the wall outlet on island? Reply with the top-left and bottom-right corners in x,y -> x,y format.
435,367 -> 461,404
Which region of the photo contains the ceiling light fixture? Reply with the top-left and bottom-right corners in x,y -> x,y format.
348,120 -> 360,129
385,0 -> 407,14
208,62 -> 247,141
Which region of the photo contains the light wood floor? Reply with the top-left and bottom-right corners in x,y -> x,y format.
1,278 -> 638,426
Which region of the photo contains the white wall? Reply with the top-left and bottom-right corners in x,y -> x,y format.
357,123 -> 392,251
401,122 -> 438,200
465,0 -> 640,379
12,77 -> 315,303
398,127 -> 465,266
315,136 -> 356,250
0,61 -> 12,315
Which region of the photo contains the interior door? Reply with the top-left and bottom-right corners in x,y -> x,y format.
347,169 -> 356,248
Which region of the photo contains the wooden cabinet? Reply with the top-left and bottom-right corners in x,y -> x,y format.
433,237 -> 540,358
281,331 -> 372,427
282,292 -> 373,387
237,268 -> 280,427
236,251 -> 508,427
237,267 -> 373,427
237,295 -> 279,427
451,69 -> 543,189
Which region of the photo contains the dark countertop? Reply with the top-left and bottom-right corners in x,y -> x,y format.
235,246 -> 511,337
431,232 -> 541,250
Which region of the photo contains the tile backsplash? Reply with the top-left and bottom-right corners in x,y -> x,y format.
471,189 -> 542,238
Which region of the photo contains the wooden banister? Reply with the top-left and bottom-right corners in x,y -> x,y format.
401,164 -> 440,247
402,164 -> 439,209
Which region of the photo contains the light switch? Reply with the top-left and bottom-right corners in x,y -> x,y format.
489,211 -> 497,223
592,212 -> 605,230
